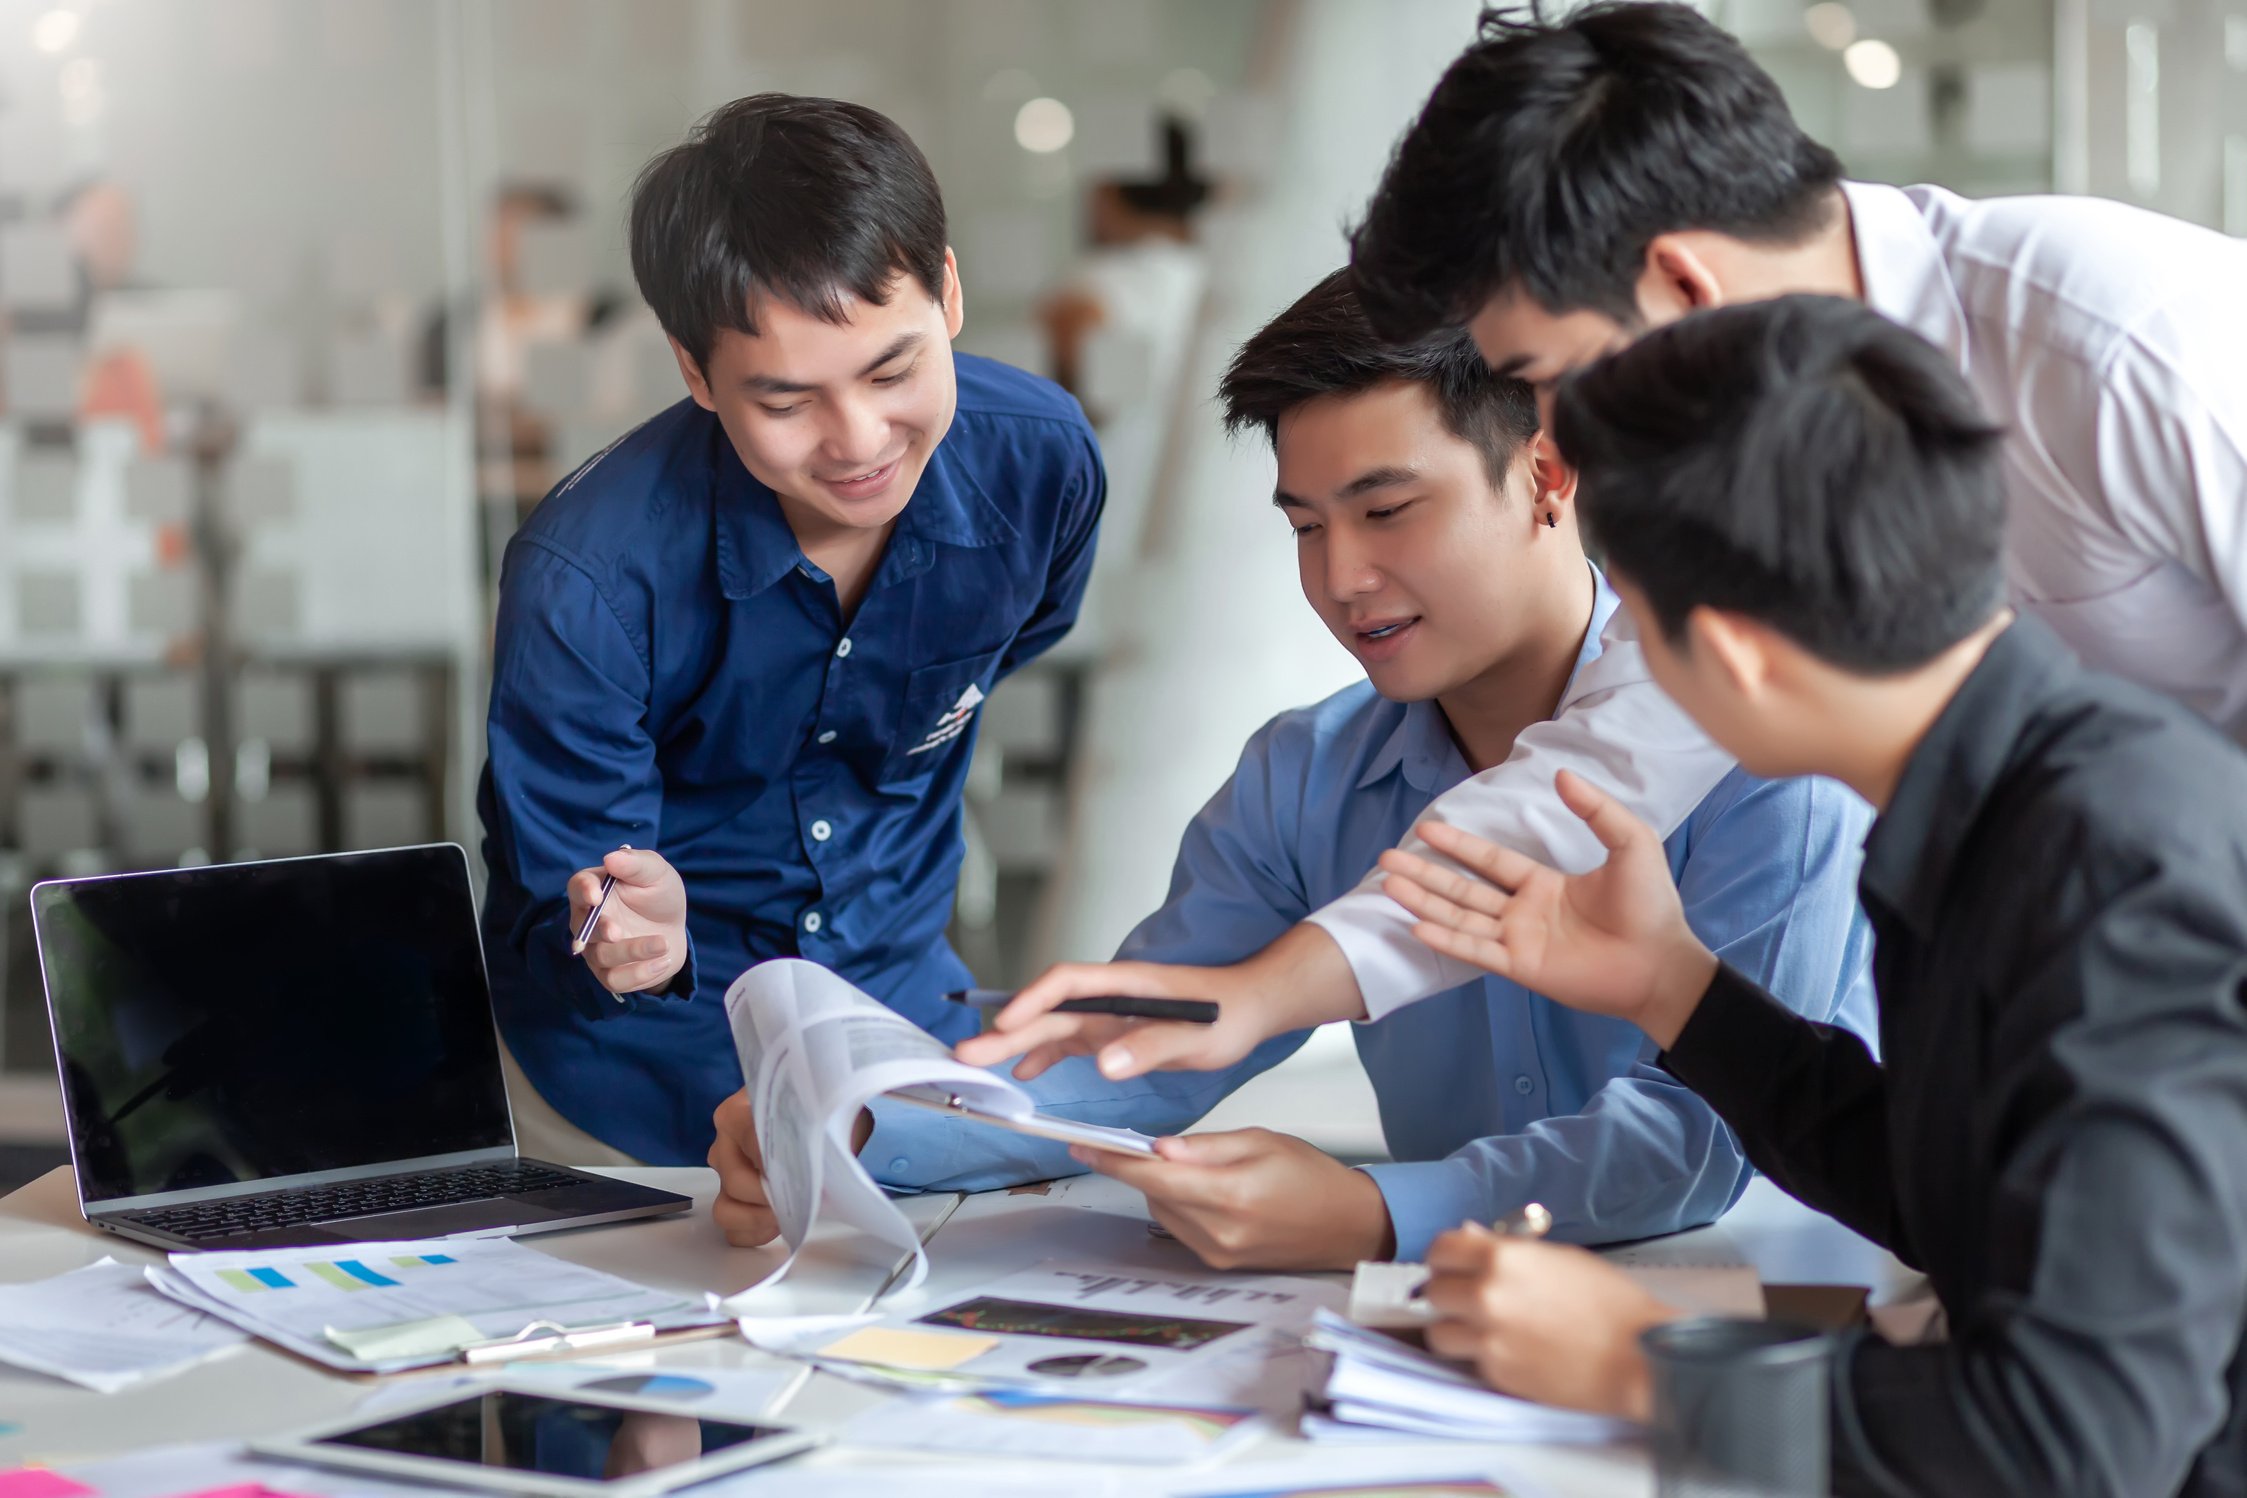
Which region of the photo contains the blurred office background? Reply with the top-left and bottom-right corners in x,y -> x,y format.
0,0 -> 2236,1182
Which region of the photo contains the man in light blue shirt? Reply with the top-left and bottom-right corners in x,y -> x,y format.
709,268 -> 1874,1269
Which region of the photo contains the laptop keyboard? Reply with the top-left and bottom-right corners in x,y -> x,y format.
117,1161 -> 581,1243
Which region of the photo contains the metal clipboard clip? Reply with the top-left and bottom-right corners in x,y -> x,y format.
457,1318 -> 657,1364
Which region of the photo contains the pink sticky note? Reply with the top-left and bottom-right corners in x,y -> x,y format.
0,1469 -> 97,1498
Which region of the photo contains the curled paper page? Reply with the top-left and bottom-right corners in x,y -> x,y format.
724,958 -> 1135,1302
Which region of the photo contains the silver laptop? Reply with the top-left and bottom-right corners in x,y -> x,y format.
32,844 -> 690,1251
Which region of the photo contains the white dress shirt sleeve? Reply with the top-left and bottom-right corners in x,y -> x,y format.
1304,606 -> 1736,1019
2097,342 -> 2247,634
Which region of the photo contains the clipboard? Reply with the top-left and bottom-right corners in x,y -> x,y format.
884,1088 -> 1160,1157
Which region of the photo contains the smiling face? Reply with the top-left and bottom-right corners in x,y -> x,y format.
671,252 -> 965,546
1275,380 -> 1563,702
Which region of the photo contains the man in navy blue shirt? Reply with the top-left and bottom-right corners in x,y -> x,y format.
478,94 -> 1104,1166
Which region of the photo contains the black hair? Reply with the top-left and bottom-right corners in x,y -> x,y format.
628,93 -> 949,369
1555,295 -> 2006,673
1350,2 -> 1844,341
1113,116 -> 1211,220
1219,268 -> 1541,485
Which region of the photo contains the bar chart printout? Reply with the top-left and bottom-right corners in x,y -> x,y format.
150,1237 -> 722,1372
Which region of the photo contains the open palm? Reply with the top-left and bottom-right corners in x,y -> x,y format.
1376,771 -> 1713,1039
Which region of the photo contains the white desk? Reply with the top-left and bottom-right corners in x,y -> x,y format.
0,1167 -> 1917,1495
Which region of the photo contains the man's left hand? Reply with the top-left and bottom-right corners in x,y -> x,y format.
1069,1128 -> 1395,1272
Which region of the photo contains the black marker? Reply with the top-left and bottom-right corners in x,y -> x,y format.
945,988 -> 1219,1024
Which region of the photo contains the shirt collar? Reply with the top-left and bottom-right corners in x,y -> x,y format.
1356,563 -> 1619,793
1858,616 -> 2078,939
1840,180 -> 1970,369
712,419 -> 1018,602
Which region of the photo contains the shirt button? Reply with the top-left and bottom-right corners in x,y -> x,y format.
817,730 -> 838,744
803,911 -> 824,934
835,637 -> 853,659
810,819 -> 833,842
1513,1075 -> 1535,1095
889,1157 -> 909,1174
796,565 -> 812,579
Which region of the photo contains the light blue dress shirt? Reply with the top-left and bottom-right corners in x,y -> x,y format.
860,570 -> 1878,1255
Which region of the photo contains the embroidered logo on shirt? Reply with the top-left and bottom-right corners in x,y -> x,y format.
906,683 -> 985,756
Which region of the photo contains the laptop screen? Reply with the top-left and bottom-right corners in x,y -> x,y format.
34,845 -> 514,1204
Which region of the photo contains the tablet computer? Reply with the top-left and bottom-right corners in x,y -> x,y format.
250,1382 -> 821,1496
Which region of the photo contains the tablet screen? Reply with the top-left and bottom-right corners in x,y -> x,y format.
316,1391 -> 787,1481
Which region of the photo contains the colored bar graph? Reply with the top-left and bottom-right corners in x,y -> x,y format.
305,1262 -> 370,1292
422,1254 -> 456,1264
216,1270 -> 263,1293
389,1253 -> 458,1269
249,1266 -> 294,1289
334,1259 -> 400,1287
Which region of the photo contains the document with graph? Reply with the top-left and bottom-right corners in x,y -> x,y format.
723,958 -> 1157,1301
145,1235 -> 723,1373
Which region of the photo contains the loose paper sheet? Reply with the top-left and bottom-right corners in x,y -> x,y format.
0,1258 -> 245,1392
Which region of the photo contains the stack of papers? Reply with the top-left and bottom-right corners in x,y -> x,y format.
146,1236 -> 723,1373
0,1259 -> 245,1392
1303,1310 -> 1635,1445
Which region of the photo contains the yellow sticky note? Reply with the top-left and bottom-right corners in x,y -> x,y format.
817,1324 -> 999,1371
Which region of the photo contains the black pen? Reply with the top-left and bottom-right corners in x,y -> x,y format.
945,988 -> 1220,1024
571,844 -> 631,957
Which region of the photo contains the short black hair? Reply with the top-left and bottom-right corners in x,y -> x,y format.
1219,268 -> 1540,485
1555,295 -> 2005,673
1350,3 -> 1844,341
629,94 -> 948,369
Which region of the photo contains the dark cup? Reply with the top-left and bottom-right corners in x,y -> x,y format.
1641,1317 -> 1831,1497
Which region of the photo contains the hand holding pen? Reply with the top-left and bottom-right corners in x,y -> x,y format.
567,846 -> 690,998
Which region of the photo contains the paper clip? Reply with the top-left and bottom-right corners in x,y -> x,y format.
458,1318 -> 657,1364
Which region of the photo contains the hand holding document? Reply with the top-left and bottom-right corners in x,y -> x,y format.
723,960 -> 1158,1298
0,1258 -> 245,1392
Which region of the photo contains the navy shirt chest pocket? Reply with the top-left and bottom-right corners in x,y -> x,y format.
879,645 -> 1008,783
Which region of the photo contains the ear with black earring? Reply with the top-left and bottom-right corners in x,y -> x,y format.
1545,511 -> 1558,529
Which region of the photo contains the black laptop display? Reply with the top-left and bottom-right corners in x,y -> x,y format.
33,845 -> 689,1249
41,845 -> 512,1203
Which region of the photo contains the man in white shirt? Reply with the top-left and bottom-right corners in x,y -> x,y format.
962,0 -> 2247,1077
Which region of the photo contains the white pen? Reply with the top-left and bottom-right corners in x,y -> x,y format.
570,844 -> 631,957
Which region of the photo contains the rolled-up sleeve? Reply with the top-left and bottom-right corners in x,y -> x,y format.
485,538 -> 694,1022
1307,607 -> 1735,1019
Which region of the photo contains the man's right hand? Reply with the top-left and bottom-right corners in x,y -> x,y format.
707,1089 -> 873,1249
568,847 -> 688,996
953,924 -> 1369,1081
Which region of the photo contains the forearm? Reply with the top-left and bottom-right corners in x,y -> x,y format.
1308,627 -> 1734,1021
1231,921 -> 1368,1030
1661,964 -> 1905,1253
1365,1070 -> 1751,1260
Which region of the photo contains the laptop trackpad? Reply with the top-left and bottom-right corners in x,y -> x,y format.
330,1199 -> 570,1240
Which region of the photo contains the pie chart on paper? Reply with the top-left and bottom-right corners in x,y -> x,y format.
579,1372 -> 717,1401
